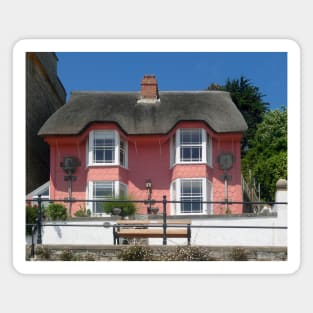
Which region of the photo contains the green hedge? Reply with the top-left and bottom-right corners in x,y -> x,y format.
44,203 -> 67,221
26,205 -> 38,235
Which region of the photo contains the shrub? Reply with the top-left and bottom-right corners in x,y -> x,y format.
160,246 -> 211,261
84,253 -> 96,261
35,246 -> 51,260
117,246 -> 216,261
45,203 -> 67,221
74,206 -> 90,217
230,248 -> 248,261
72,254 -> 83,261
118,245 -> 153,261
102,196 -> 138,217
26,205 -> 38,235
60,249 -> 73,261
74,209 -> 86,217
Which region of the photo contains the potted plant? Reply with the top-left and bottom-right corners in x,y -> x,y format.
44,203 -> 67,221
102,196 -> 138,219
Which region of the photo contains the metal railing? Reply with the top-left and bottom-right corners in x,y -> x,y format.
26,195 -> 288,258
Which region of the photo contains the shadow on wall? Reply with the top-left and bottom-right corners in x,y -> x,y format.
54,225 -> 62,238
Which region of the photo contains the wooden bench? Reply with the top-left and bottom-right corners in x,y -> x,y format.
113,219 -> 192,245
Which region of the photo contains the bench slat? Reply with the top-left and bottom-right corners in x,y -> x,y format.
117,228 -> 188,238
116,219 -> 191,225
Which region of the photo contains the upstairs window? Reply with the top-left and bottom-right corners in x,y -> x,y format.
93,131 -> 116,163
170,128 -> 212,166
180,128 -> 202,162
87,130 -> 128,167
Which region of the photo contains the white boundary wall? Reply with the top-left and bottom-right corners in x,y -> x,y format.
150,212 -> 286,246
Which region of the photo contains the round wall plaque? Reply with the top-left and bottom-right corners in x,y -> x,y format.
217,153 -> 234,170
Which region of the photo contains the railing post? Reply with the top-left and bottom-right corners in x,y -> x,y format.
31,225 -> 36,258
36,194 -> 42,244
113,225 -> 116,245
162,195 -> 167,245
187,224 -> 191,245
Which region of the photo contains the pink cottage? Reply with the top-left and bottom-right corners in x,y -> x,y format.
38,75 -> 248,217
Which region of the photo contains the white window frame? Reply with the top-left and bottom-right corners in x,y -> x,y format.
119,138 -> 128,168
206,134 -> 213,167
170,179 -> 176,215
207,179 -> 213,214
170,132 -> 176,167
171,128 -> 212,166
87,130 -> 128,168
87,180 -> 128,217
170,178 -> 213,215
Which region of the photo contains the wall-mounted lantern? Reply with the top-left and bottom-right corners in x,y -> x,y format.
145,179 -> 158,214
145,179 -> 152,194
60,156 -> 81,217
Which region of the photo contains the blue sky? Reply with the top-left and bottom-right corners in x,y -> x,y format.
56,52 -> 287,109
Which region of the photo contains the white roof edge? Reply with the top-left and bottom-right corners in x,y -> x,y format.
26,181 -> 50,198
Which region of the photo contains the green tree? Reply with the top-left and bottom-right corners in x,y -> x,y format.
208,76 -> 269,153
241,107 -> 287,201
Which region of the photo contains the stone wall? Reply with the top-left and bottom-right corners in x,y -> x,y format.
26,244 -> 287,261
26,52 -> 66,193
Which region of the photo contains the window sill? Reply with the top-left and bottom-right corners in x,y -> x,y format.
88,163 -> 119,167
91,213 -> 111,218
87,164 -> 128,169
170,162 -> 213,168
176,212 -> 210,215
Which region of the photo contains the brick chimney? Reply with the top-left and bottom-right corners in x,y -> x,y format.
141,75 -> 159,100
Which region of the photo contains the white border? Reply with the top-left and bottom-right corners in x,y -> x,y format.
13,39 -> 300,275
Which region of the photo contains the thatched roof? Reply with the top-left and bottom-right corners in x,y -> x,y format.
38,91 -> 248,136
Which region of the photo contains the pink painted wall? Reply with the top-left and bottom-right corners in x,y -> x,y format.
45,121 -> 243,216
48,136 -> 88,214
127,136 -> 171,214
211,134 -> 243,214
